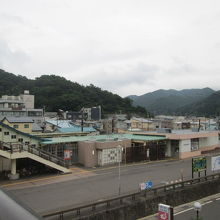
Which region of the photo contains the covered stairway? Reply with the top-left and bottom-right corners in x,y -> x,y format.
0,142 -> 71,179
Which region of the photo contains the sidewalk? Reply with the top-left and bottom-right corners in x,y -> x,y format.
0,165 -> 96,190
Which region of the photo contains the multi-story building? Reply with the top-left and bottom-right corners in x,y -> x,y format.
0,91 -> 43,125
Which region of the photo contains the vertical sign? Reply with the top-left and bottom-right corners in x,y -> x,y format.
158,204 -> 173,220
64,150 -> 72,160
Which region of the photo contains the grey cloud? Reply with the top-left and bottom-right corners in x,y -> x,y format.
83,62 -> 159,90
0,13 -> 24,24
0,39 -> 30,70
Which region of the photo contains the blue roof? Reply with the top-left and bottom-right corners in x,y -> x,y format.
46,119 -> 96,133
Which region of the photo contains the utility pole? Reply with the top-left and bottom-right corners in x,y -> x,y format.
81,108 -> 84,132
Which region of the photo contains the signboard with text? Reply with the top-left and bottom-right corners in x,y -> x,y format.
64,149 -> 72,160
139,181 -> 153,190
192,157 -> 207,173
158,204 -> 173,220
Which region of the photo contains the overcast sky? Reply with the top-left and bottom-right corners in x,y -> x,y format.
0,0 -> 220,97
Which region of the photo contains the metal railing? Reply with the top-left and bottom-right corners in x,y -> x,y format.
42,172 -> 220,220
0,142 -> 69,168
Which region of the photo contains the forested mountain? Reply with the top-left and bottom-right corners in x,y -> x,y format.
128,88 -> 215,115
177,91 -> 220,116
0,69 -> 149,116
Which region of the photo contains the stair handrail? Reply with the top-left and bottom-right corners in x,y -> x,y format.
0,141 -> 69,168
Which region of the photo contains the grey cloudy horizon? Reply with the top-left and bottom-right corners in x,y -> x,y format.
0,0 -> 220,97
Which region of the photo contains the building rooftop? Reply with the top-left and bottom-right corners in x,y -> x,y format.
3,117 -> 34,123
41,133 -> 166,145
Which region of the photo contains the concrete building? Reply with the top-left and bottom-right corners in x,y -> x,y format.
131,117 -> 155,131
0,121 -> 70,179
0,91 -> 43,125
128,129 -> 220,160
41,134 -> 167,167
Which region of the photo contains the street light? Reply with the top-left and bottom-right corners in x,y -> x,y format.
194,201 -> 202,220
118,145 -> 123,195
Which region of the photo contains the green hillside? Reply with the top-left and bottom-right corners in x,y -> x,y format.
0,69 -> 149,116
178,91 -> 220,116
128,88 -> 215,115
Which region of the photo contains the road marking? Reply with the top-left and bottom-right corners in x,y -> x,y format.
174,207 -> 193,215
202,201 -> 213,205
216,198 -> 220,200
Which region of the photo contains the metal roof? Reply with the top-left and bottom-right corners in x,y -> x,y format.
57,126 -> 96,133
3,117 -> 34,123
41,133 -> 166,145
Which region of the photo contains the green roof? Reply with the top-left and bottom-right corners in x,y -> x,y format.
41,133 -> 166,145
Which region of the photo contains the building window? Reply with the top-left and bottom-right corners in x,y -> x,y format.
11,135 -> 16,139
25,142 -> 30,145
191,138 -> 199,151
24,124 -> 29,128
4,132 -> 9,135
18,138 -> 23,142
13,125 -> 19,129
0,128 -> 2,132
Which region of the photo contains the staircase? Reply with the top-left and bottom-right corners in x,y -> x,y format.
0,142 -> 71,173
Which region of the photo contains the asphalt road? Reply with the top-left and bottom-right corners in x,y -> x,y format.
4,156 -> 216,214
174,198 -> 220,220
140,193 -> 220,220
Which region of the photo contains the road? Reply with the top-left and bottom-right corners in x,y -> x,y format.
3,156 -> 216,214
175,198 -> 220,220
141,193 -> 220,220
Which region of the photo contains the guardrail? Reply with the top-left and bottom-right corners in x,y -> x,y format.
42,172 -> 220,220
0,142 -> 69,168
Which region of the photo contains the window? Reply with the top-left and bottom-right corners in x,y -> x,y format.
24,124 -> 29,128
191,138 -> 199,151
13,125 -> 19,129
11,135 -> 16,139
18,138 -> 23,142
0,128 -> 2,132
4,132 -> 9,135
25,141 -> 30,145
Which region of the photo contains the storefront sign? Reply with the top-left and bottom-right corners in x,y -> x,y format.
211,156 -> 220,171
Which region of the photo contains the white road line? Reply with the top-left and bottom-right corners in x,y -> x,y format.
174,207 -> 193,216
175,200 -> 213,216
216,198 -> 220,201
202,201 -> 213,205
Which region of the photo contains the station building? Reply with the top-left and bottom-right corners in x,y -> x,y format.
41,134 -> 167,167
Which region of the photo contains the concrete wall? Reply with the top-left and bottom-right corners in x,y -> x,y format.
178,136 -> 220,159
76,178 -> 220,220
78,139 -> 131,167
0,156 -> 11,171
78,141 -> 97,167
199,136 -> 219,148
